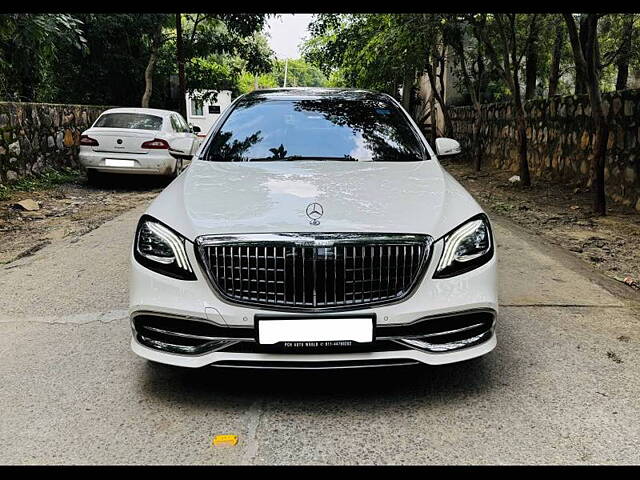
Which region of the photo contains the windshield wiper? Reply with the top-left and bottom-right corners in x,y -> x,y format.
245,155 -> 358,162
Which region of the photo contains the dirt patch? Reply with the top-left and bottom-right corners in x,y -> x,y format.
441,158 -> 640,292
0,173 -> 166,265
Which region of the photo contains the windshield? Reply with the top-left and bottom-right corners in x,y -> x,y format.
202,97 -> 426,162
94,113 -> 163,131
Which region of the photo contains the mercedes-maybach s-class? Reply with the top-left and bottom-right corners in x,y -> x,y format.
129,88 -> 498,369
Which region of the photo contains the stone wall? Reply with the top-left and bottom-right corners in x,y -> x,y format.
448,89 -> 640,210
0,102 -> 111,184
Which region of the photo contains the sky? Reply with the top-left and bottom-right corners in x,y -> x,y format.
266,14 -> 314,60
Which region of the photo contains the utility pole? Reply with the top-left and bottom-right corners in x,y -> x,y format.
283,58 -> 288,87
176,13 -> 187,118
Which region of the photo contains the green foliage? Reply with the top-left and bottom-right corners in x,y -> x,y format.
0,14 -> 87,101
236,59 -> 328,94
33,14 -> 167,106
0,13 -> 273,109
178,14 -> 274,103
0,167 -> 81,201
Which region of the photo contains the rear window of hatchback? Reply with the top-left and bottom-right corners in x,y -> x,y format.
94,113 -> 163,131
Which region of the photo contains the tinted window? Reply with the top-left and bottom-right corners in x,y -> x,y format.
94,113 -> 163,130
191,99 -> 204,116
203,98 -> 426,162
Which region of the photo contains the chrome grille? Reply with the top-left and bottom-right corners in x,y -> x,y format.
196,233 -> 432,310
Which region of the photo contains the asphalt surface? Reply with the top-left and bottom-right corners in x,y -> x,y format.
0,203 -> 639,465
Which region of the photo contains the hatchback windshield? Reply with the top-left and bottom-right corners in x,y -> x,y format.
203,97 -> 426,162
94,113 -> 163,131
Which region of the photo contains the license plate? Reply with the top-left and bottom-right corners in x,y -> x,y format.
105,159 -> 135,167
257,317 -> 373,345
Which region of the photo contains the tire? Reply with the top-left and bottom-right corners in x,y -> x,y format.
172,158 -> 184,178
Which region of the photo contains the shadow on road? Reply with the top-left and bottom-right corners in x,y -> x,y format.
139,354 -> 498,408
84,172 -> 174,192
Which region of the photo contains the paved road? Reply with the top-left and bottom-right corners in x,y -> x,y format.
0,204 -> 638,465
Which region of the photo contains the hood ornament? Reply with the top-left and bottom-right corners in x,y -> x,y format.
306,202 -> 324,225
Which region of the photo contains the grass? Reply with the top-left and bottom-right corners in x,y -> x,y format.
0,167 -> 82,201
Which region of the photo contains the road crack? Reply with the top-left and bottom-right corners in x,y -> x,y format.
241,398 -> 265,465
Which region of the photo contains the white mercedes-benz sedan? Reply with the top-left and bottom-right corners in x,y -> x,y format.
129,88 -> 498,369
79,107 -> 201,183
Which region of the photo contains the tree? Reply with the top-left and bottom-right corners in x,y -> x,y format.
303,14 -> 454,137
175,13 -> 273,112
563,13 -> 609,215
139,14 -> 174,108
176,13 -> 187,116
548,17 -> 566,97
443,16 -> 488,170
41,14 -> 156,106
0,14 -> 86,101
468,13 -> 540,186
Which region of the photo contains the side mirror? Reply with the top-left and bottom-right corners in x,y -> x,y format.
435,138 -> 462,157
168,149 -> 193,161
191,125 -> 201,134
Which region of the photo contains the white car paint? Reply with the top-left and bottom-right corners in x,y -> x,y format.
129,89 -> 498,369
79,107 -> 202,177
435,137 -> 462,156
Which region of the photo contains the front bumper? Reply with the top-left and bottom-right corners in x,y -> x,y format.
129,236 -> 498,369
131,331 -> 497,369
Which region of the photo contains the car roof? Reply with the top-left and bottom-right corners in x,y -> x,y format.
240,87 -> 390,102
100,107 -> 176,117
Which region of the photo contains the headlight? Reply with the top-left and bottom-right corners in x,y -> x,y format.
434,214 -> 493,278
134,216 -> 196,280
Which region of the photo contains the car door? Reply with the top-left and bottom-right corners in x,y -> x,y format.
169,114 -> 198,166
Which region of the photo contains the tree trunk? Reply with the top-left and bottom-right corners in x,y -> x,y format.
564,13 -> 608,215
615,15 -> 634,91
512,73 -> 532,186
424,59 -> 453,136
574,15 -> 589,95
472,103 -> 483,171
548,22 -> 564,97
402,70 -> 413,112
429,93 -> 437,144
176,13 -> 187,118
141,51 -> 157,108
591,111 -> 608,215
141,31 -> 161,108
524,20 -> 540,100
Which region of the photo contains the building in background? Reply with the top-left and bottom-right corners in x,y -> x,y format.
185,90 -> 233,137
414,52 -> 464,139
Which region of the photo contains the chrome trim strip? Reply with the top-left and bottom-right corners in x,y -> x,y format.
139,335 -> 240,355
143,326 -> 241,342
210,360 -> 420,370
396,322 -> 487,340
395,329 -> 494,353
377,307 -> 497,330
196,232 -> 432,247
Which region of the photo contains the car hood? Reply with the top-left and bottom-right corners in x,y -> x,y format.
146,159 -> 484,241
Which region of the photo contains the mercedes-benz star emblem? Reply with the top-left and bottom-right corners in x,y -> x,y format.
306,202 -> 324,225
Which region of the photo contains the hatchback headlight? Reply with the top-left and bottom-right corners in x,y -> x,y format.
134,216 -> 196,280
434,214 -> 493,278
